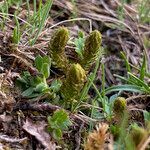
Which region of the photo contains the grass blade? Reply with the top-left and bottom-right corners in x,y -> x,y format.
128,72 -> 150,92
120,51 -> 131,72
31,0 -> 53,45
104,84 -> 146,94
140,55 -> 146,80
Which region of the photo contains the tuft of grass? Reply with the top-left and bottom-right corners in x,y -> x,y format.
138,0 -> 150,24
28,0 -> 53,45
12,14 -> 21,44
113,51 -> 150,94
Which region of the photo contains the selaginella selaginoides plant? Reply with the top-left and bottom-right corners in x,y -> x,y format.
61,63 -> 86,102
48,27 -> 102,73
113,97 -> 128,123
48,27 -> 69,72
48,27 -> 102,106
80,30 -> 102,71
113,97 -> 127,116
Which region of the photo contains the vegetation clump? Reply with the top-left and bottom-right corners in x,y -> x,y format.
48,27 -> 102,73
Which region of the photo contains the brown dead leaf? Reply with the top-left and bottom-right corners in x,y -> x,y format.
0,90 -> 15,113
0,113 -> 13,132
0,113 -> 12,123
23,119 -> 56,150
0,74 -> 16,113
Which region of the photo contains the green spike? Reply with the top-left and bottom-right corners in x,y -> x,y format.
81,30 -> 102,70
113,97 -> 127,115
48,27 -> 69,71
61,63 -> 86,101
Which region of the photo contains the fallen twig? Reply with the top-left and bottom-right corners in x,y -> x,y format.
0,134 -> 27,144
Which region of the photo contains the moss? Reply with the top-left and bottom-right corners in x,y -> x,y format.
80,30 -> 102,70
48,27 -> 69,71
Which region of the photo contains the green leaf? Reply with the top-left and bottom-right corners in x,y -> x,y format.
120,51 -> 131,72
50,79 -> 62,92
52,128 -> 62,140
59,119 -> 71,130
78,30 -> 84,38
43,55 -> 51,65
48,109 -> 71,130
34,82 -> 48,92
47,109 -> 71,140
140,55 -> 146,81
114,74 -> 134,84
35,55 -> 43,72
47,119 -> 58,129
16,77 -> 28,85
128,72 -> 150,92
115,72 -> 150,94
51,109 -> 68,123
30,0 -> 53,45
41,63 -> 50,79
12,14 -> 21,44
47,116 -> 52,125
74,36 -> 85,58
16,71 -> 32,90
143,111 -> 150,122
104,84 -> 145,94
27,93 -> 43,98
12,27 -> 19,44
91,100 -> 104,120
31,76 -> 43,86
109,94 -> 119,102
20,71 -> 31,83
21,87 -> 34,97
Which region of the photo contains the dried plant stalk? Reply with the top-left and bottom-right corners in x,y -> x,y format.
84,123 -> 109,150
